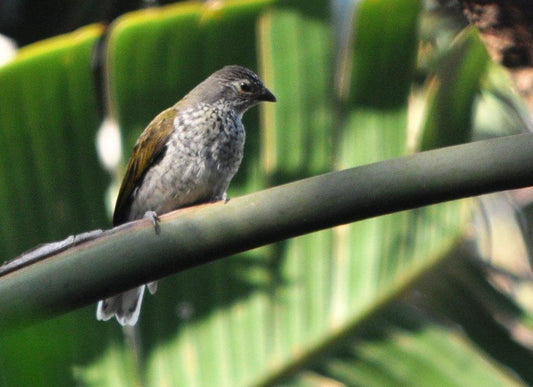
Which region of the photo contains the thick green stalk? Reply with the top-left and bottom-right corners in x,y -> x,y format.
1,133 -> 533,330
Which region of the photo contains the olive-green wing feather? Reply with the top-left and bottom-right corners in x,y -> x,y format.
113,107 -> 177,225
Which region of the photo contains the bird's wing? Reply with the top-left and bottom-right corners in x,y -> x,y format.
113,107 -> 177,225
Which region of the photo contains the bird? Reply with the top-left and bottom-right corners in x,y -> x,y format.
96,65 -> 276,326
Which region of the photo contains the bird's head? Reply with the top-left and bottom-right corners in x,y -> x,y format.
186,65 -> 276,116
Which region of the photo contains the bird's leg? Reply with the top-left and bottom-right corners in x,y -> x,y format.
222,191 -> 230,204
144,210 -> 160,235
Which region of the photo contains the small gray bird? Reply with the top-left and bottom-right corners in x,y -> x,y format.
96,65 -> 276,326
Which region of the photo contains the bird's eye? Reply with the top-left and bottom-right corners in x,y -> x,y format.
238,81 -> 252,93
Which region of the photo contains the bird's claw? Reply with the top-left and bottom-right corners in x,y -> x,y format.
144,211 -> 160,235
222,192 -> 230,204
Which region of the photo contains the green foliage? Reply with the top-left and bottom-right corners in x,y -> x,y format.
0,0 -> 531,386
420,28 -> 490,150
0,25 -> 108,258
349,0 -> 419,107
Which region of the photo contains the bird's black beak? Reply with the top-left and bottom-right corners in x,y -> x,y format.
259,87 -> 276,102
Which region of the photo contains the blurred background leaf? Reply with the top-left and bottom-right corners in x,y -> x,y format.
1,0 -> 533,386
0,24 -> 107,257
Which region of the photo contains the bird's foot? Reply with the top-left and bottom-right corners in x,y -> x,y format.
222,192 -> 230,204
144,211 -> 160,235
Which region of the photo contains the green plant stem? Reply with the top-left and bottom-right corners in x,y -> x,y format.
1,133 -> 533,330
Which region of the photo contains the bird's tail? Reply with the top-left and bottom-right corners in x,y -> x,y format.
96,282 -> 157,326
